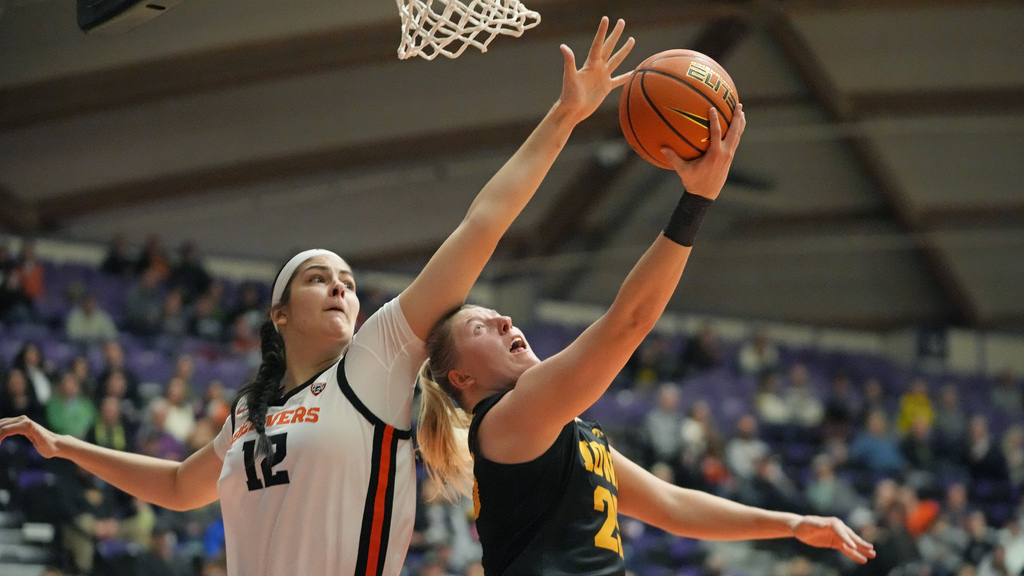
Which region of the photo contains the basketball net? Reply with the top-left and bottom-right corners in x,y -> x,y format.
396,0 -> 540,60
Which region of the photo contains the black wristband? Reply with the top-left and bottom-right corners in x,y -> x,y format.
663,192 -> 713,247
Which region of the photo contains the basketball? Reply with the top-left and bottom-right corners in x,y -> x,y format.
619,49 -> 739,169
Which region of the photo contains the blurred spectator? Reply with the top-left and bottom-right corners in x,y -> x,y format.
203,380 -> 232,426
161,376 -> 198,444
642,383 -> 684,466
900,415 -> 942,492
170,240 -> 212,304
964,414 -> 1009,482
14,341 -> 55,405
942,482 -> 976,532
900,484 -> 941,539
754,371 -> 790,426
935,383 -> 969,453
173,353 -> 198,389
963,510 -> 998,567
87,395 -> 137,454
0,367 -> 45,421
134,233 -> 172,280
414,481 -> 481,574
680,398 -> 724,469
55,468 -> 156,575
917,515 -> 968,575
822,369 -> 863,442
1001,425 -> 1024,489
784,363 -> 824,428
189,292 -> 225,341
994,518 -> 1024,576
898,377 -> 935,434
737,329 -> 780,378
227,314 -> 260,364
95,340 -> 142,408
46,371 -> 97,439
625,333 -> 676,390
678,324 -> 723,377
736,453 -> 802,513
136,399 -> 187,462
878,494 -> 922,570
991,370 -> 1023,418
849,409 -> 906,476
125,267 -> 166,336
65,292 -> 119,344
860,377 -> 892,427
138,524 -> 197,576
100,234 -> 135,277
160,287 -> 189,338
69,354 -> 97,398
804,453 -> 862,518
976,544 -> 1013,576
14,240 -> 45,307
225,281 -> 265,334
0,265 -> 35,323
725,414 -> 770,480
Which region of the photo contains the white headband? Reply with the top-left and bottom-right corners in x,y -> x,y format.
271,249 -> 340,306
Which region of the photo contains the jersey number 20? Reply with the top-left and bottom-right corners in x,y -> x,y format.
243,433 -> 290,491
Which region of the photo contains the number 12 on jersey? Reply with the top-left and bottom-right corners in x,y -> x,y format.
243,432 -> 290,491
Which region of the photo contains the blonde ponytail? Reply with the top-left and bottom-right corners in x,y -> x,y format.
416,360 -> 473,501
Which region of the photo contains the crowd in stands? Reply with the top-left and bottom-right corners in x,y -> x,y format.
625,327 -> 1024,576
2,235 -> 1024,576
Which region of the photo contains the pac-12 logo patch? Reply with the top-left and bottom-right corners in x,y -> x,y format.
311,381 -> 326,396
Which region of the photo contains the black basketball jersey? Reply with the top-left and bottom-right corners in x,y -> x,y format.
468,391 -> 626,576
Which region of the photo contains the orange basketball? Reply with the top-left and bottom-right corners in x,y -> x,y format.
619,49 -> 739,170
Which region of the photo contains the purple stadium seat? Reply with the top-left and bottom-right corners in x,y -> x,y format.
9,322 -> 50,342
216,356 -> 255,389
127,349 -> 174,384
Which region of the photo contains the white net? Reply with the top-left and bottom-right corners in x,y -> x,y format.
396,0 -> 541,60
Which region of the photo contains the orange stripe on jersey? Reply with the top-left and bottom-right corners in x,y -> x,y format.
364,425 -> 394,575
355,423 -> 400,576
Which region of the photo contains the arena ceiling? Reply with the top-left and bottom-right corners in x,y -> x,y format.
1,0 -> 1022,332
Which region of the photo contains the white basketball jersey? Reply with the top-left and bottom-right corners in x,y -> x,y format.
213,299 -> 423,576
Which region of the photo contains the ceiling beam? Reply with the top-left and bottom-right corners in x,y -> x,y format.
33,113 -> 621,228
0,186 -> 39,235
765,6 -> 979,327
851,87 -> 1024,117
0,1 -> 744,130
917,204 -> 1024,230
2,0 -> 1016,130
782,0 -> 1019,12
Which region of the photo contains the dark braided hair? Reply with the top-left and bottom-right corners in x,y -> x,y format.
234,292 -> 291,459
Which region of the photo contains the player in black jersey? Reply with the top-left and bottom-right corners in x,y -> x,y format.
416,83 -> 876,574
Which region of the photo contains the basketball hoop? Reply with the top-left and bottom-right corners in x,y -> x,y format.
396,0 -> 540,60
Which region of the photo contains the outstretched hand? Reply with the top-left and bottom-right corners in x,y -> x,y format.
791,515 -> 876,564
661,103 -> 746,201
0,416 -> 61,459
557,16 -> 635,124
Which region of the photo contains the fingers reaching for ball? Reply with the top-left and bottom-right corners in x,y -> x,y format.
662,103 -> 745,201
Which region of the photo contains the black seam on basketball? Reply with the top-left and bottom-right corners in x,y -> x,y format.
639,70 -> 705,156
641,69 -> 733,129
624,73 -> 663,166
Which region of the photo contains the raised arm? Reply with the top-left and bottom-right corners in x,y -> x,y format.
0,415 -> 220,511
611,447 -> 875,564
398,17 -> 635,340
483,105 -> 746,461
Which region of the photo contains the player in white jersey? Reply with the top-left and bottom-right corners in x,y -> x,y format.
0,17 -> 636,576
